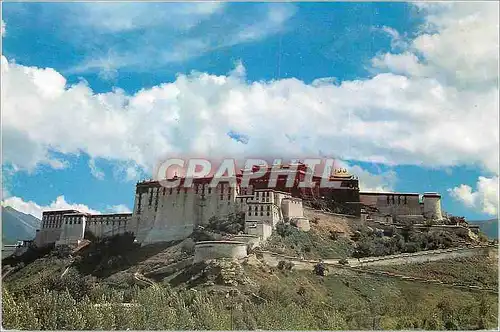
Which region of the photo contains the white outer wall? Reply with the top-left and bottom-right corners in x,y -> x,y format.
359,193 -> 421,216
245,222 -> 273,242
292,217 -> 310,232
193,241 -> 247,263
56,216 -> 86,245
281,198 -> 304,219
423,196 -> 443,220
135,187 -> 197,244
86,216 -> 130,238
134,184 -> 241,245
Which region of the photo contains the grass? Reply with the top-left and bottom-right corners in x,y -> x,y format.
366,256 -> 499,289
262,225 -> 354,259
2,244 -> 499,330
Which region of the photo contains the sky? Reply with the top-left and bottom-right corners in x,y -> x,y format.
1,2 -> 498,221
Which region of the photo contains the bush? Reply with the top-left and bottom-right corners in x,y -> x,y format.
181,239 -> 195,254
206,212 -> 245,235
338,258 -> 348,265
277,260 -> 294,271
313,262 -> 328,276
276,222 -> 293,237
50,245 -> 73,259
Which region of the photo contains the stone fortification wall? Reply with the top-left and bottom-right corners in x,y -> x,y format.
256,246 -> 494,270
344,246 -> 493,267
86,214 -> 130,239
291,217 -> 310,231
360,192 -> 421,216
281,198 -> 304,220
194,241 -> 248,263
245,222 -> 273,242
56,217 -> 86,246
422,193 -> 443,220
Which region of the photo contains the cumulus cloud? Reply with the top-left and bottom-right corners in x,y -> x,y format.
373,2 -> 499,88
1,3 -> 498,201
2,196 -> 101,219
2,195 -> 132,219
448,176 -> 499,216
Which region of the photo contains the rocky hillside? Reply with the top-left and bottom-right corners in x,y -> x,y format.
2,210 -> 497,330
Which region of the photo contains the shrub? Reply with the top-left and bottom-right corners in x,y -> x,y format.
276,222 -> 293,237
50,245 -> 73,259
313,262 -> 328,276
311,217 -> 320,224
277,260 -> 294,271
181,239 -> 195,254
338,258 -> 348,265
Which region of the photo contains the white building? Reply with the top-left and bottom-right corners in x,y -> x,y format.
130,179 -> 308,245
34,210 -> 132,248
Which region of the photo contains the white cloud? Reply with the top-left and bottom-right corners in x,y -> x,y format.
333,160 -> 396,192
4,56 -> 497,176
74,3 -> 225,33
373,3 -> 499,88
1,19 -> 5,37
107,204 -> 132,214
2,3 -> 498,203
89,159 -> 105,180
2,195 -> 101,219
2,195 -> 132,219
66,3 -> 296,75
448,176 -> 499,216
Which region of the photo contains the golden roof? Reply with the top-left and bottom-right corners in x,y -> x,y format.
332,168 -> 352,178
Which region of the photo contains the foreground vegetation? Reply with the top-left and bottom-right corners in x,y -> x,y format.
2,228 -> 497,330
2,249 -> 498,330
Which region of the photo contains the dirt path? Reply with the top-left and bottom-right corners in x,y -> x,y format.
256,247 -> 498,294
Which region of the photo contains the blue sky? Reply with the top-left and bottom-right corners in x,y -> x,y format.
1,2 -> 498,221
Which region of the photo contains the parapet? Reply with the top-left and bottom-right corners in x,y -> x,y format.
193,240 -> 248,263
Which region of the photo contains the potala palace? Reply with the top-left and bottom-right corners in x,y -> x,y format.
23,163 -> 446,252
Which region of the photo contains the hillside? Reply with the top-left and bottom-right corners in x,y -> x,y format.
2,210 -> 497,330
2,240 -> 498,330
469,219 -> 498,239
1,206 -> 40,245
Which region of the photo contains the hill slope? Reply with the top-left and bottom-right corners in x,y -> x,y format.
469,219 -> 498,239
1,206 -> 41,244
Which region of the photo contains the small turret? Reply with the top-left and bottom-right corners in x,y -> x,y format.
422,192 -> 443,220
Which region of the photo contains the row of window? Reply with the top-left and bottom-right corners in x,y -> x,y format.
249,211 -> 271,216
386,196 -> 409,205
248,205 -> 272,211
247,211 -> 279,217
43,219 -> 128,228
